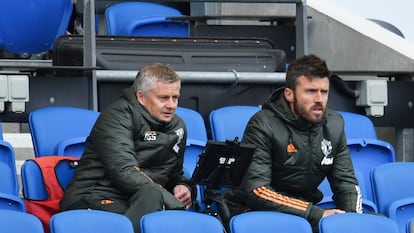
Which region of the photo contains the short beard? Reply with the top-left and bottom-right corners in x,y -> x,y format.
294,100 -> 324,124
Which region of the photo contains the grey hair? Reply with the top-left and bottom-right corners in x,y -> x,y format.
132,63 -> 180,95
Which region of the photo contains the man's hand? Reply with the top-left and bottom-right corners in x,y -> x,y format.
173,185 -> 192,209
322,209 -> 345,218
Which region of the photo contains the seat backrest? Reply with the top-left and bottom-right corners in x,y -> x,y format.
319,213 -> 399,233
105,2 -> 189,36
347,138 -> 396,202
21,156 -> 79,200
209,105 -> 261,142
50,209 -> 134,233
371,162 -> 414,215
0,140 -> 19,196
183,140 -> 205,177
176,107 -> 208,142
392,205 -> 414,233
140,210 -> 223,233
56,136 -> 89,156
0,210 -> 43,233
317,169 -> 378,213
372,162 -> 414,233
175,107 -> 207,212
182,141 -> 206,212
0,140 -> 26,211
336,111 -> 377,140
229,211 -> 312,233
176,107 -> 207,178
22,156 -> 80,233
29,106 -> 100,157
0,0 -> 73,55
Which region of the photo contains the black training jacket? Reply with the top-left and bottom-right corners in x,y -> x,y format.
60,86 -> 196,210
225,87 -> 362,227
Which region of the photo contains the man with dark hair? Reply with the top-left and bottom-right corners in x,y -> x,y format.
60,63 -> 196,233
224,54 -> 362,232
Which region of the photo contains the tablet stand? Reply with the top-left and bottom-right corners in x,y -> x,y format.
202,186 -> 231,223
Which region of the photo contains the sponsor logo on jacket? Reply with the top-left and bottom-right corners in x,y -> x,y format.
144,131 -> 157,141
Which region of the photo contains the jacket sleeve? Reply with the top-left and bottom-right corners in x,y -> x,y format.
90,107 -> 154,192
328,128 -> 363,213
241,113 -> 325,225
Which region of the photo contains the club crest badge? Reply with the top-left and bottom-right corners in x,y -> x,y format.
173,128 -> 184,153
320,138 -> 333,165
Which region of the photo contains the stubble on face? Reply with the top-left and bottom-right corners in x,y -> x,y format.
293,97 -> 325,124
291,76 -> 329,124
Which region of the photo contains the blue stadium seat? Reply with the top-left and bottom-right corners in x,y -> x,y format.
29,106 -> 100,158
176,107 -> 208,142
56,136 -> 91,157
209,105 -> 261,142
0,140 -> 25,212
0,0 -> 73,55
184,141 -> 207,212
371,162 -> 414,233
347,138 -> 395,202
229,211 -> 312,233
0,210 -> 43,233
21,156 -> 79,200
336,111 -> 377,140
140,210 -> 223,233
50,209 -> 134,233
183,139 -> 205,176
105,2 -> 189,36
336,111 -> 394,203
205,105 -> 261,213
319,213 -> 399,233
317,169 -> 377,213
175,107 -> 207,212
175,107 -> 207,176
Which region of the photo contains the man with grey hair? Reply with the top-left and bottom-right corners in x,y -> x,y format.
61,63 -> 196,233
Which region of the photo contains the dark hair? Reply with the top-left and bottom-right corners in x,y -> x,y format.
285,54 -> 331,89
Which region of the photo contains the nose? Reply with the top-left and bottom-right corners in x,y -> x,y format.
314,91 -> 324,102
166,97 -> 178,108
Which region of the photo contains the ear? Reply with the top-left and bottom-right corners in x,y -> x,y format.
284,87 -> 294,103
136,90 -> 144,105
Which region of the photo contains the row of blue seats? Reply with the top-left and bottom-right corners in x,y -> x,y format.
0,105 -> 400,205
1,208 -> 413,233
1,153 -> 411,233
0,106 -> 408,232
0,1 -> 188,56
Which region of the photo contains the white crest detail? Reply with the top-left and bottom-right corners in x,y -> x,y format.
320,138 -> 333,165
173,128 -> 184,153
